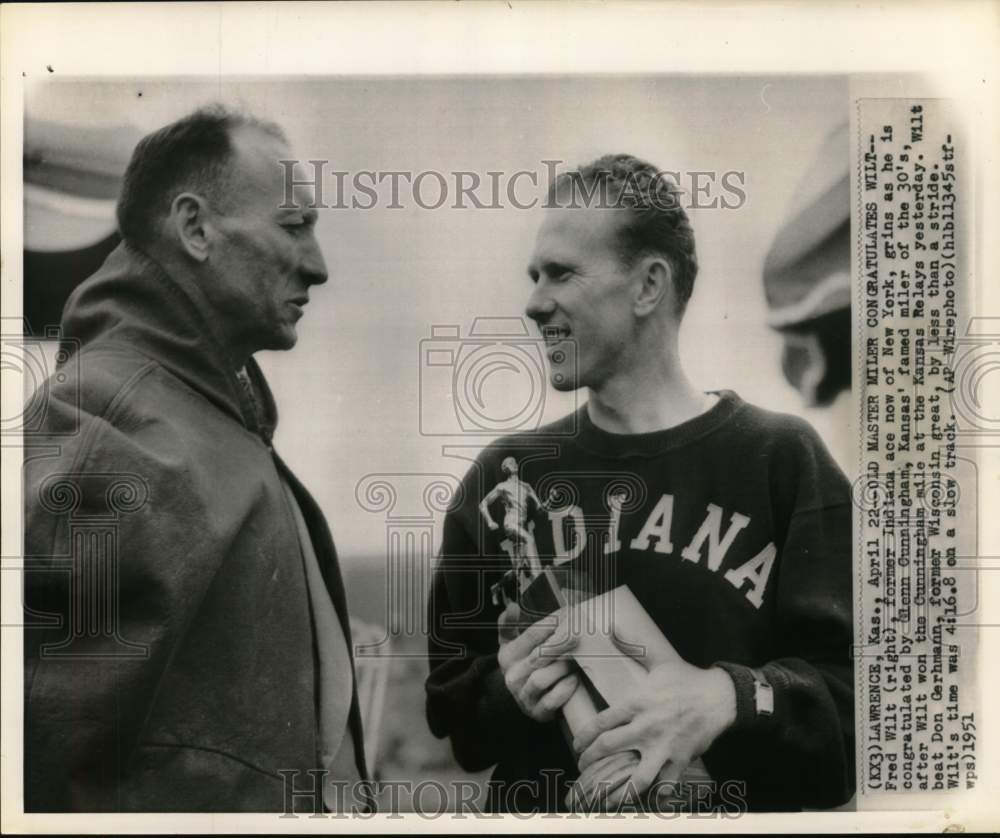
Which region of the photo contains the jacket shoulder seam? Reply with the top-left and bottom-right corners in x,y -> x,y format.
70,360 -> 160,476
32,360 -> 161,562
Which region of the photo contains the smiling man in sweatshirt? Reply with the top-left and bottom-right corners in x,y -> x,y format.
425,154 -> 855,813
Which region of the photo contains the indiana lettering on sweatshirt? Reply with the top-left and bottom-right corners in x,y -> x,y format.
497,491 -> 776,609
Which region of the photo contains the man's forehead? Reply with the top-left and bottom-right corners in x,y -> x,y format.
532,204 -> 623,262
231,126 -> 287,176
229,126 -> 315,208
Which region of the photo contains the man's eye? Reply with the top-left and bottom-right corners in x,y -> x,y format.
529,268 -> 571,284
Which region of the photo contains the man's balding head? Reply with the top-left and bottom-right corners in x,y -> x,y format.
114,104 -> 328,366
116,104 -> 287,249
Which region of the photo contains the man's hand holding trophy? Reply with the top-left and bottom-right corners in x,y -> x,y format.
483,458 -> 728,811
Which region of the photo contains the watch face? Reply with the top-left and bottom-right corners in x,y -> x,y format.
755,681 -> 775,716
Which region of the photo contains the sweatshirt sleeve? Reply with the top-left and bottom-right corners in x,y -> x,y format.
703,422 -> 856,811
425,489 -> 562,773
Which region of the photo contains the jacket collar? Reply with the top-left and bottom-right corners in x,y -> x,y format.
61,241 -> 277,444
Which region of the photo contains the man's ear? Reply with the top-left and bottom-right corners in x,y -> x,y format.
169,192 -> 212,262
633,256 -> 673,317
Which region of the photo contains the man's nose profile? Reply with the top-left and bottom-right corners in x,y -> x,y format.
303,247 -> 329,287
525,285 -> 554,323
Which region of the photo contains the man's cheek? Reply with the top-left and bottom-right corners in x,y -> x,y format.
230,228 -> 273,258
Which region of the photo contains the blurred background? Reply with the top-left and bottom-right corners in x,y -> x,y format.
21,75 -> 851,803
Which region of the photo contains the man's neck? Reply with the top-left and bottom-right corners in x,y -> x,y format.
153,247 -> 252,372
586,364 -> 711,435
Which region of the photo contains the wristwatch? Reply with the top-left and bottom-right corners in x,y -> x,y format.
713,661 -> 776,729
750,667 -> 774,717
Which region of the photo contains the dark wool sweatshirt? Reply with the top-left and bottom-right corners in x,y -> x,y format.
425,390 -> 855,812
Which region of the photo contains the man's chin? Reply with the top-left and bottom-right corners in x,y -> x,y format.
261,329 -> 299,353
279,322 -> 301,347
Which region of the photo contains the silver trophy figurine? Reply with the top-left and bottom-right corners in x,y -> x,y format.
482,458 -> 712,810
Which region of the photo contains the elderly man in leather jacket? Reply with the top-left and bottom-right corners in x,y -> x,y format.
23,105 -> 367,812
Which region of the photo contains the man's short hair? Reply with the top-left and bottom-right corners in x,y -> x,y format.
550,154 -> 699,314
116,104 -> 286,248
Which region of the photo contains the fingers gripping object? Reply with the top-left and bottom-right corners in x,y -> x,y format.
493,559 -> 713,811
484,460 -> 713,811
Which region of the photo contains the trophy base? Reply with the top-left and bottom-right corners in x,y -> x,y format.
507,571 -> 715,809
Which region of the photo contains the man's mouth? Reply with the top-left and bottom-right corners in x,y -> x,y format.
541,325 -> 571,349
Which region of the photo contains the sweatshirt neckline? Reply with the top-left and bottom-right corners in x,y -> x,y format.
574,389 -> 743,457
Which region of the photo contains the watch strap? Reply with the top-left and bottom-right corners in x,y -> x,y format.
713,661 -> 776,730
751,667 -> 775,716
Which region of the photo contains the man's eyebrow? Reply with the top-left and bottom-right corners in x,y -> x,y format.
277,206 -> 319,222
527,259 -> 573,279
